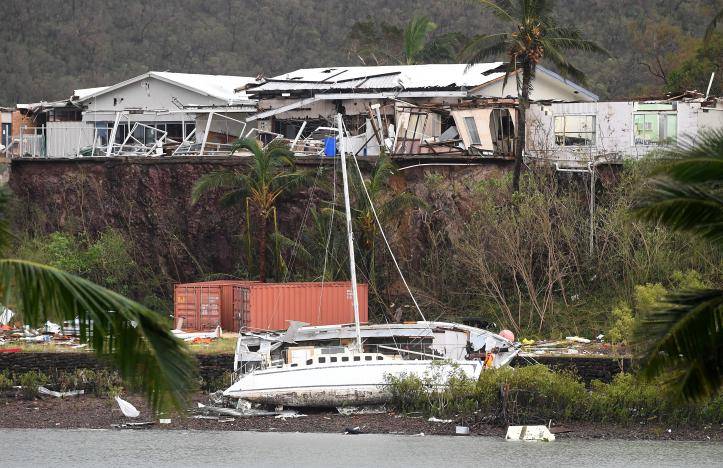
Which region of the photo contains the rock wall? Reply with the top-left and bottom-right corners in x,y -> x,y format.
0,351 -> 630,384
8,156 -> 513,290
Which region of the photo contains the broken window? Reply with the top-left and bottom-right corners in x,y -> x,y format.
554,115 -> 596,146
633,112 -> 677,145
463,117 -> 482,145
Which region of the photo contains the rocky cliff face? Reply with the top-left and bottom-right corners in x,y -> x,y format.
8,156 -> 513,290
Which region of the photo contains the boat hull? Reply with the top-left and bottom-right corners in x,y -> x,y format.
224,360 -> 482,407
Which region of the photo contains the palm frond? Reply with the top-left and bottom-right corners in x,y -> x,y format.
459,34 -> 511,67
634,288 -> 723,401
542,41 -> 587,83
403,15 -> 437,64
545,27 -> 611,56
231,137 -> 264,159
657,130 -> 723,184
476,0 -> 516,23
631,177 -> 723,244
191,171 -> 244,205
0,259 -> 196,412
0,188 -> 13,255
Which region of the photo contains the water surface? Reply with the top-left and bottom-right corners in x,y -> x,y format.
3,429 -> 721,467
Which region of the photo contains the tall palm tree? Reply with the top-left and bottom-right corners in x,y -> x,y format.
461,0 -> 607,191
191,138 -> 306,282
631,129 -> 723,401
0,189 -> 195,412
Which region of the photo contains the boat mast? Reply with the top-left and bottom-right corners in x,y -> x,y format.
336,114 -> 363,352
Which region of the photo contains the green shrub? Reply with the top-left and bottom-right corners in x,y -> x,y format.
386,365 -> 722,426
0,370 -> 13,391
18,371 -> 49,399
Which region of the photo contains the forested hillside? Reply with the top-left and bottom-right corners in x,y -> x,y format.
0,0 -> 720,103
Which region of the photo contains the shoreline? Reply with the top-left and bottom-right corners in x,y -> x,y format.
1,394 -> 720,442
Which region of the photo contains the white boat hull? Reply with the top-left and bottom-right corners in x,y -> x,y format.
224,359 -> 483,407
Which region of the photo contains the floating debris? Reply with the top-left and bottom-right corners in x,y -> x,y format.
506,425 -> 556,442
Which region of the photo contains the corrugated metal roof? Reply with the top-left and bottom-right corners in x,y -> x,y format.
250,63 -> 506,93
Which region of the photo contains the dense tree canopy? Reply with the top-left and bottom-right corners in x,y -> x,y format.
0,0 -> 719,104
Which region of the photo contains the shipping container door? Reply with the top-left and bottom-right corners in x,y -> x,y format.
174,287 -> 199,330
198,286 -> 222,330
233,286 -> 250,331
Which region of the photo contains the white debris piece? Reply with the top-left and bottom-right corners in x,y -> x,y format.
428,417 -> 453,423
565,336 -> 591,344
38,386 -> 84,398
115,396 -> 140,418
171,326 -> 221,341
455,426 -> 470,436
506,425 -> 556,442
0,308 -> 13,325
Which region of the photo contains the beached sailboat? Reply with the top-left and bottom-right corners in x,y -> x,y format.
224,115 -> 517,407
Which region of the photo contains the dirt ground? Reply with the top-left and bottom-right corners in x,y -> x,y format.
0,393 -> 720,441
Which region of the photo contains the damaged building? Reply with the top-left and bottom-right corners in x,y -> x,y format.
244,62 -> 598,159
526,92 -> 723,168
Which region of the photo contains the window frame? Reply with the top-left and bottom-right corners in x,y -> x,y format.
554,114 -> 596,147
632,112 -> 677,146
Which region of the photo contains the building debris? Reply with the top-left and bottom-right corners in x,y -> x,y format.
427,417 -> 453,423
111,421 -> 154,429
506,425 -> 556,442
455,425 -> 470,436
37,386 -> 84,398
337,405 -> 387,415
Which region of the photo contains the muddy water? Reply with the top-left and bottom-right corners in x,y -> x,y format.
3,429 -> 721,467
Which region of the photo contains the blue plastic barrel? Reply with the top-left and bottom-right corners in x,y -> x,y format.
323,137 -> 336,157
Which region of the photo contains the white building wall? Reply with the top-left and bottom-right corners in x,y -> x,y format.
527,100 -> 723,167
475,72 -> 594,102
81,77 -> 227,124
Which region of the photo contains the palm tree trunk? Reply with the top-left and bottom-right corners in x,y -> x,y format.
513,62 -> 532,192
258,213 -> 267,283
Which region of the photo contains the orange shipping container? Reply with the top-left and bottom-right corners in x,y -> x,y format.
173,281 -> 368,332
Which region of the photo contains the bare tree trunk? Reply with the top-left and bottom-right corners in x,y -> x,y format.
258,213 -> 267,283
513,62 -> 532,192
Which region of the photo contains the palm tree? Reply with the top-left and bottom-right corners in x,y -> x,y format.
191,138 -> 307,282
345,155 -> 426,288
0,189 -> 195,412
631,129 -> 723,401
403,16 -> 438,64
461,0 -> 607,192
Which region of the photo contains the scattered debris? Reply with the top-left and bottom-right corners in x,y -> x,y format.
344,426 -> 363,435
115,396 -> 140,418
159,418 -> 171,424
455,425 -> 470,436
337,405 -> 387,415
274,411 -> 306,419
566,336 -> 591,344
171,326 -> 221,342
427,417 -> 453,423
506,425 -> 556,442
38,386 -> 84,398
111,421 -> 154,429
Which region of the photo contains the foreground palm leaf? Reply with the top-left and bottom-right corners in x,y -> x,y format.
634,289 -> 723,401
0,259 -> 196,412
632,129 -> 723,401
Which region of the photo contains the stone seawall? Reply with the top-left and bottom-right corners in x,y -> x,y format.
1,352 -> 631,384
